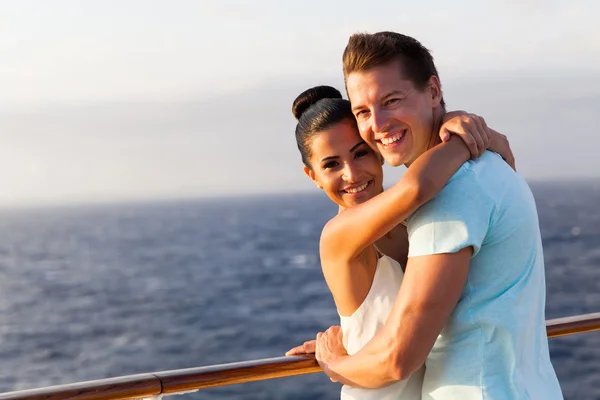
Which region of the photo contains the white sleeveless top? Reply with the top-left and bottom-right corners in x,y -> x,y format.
339,251 -> 424,400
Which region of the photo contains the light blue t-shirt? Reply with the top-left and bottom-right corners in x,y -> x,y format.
408,151 -> 563,400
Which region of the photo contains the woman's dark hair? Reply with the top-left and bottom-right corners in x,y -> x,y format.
292,85 -> 356,168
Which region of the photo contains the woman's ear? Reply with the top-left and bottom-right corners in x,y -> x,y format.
304,166 -> 322,189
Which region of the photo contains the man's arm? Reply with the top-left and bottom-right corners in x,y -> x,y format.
316,168 -> 494,387
316,248 -> 472,388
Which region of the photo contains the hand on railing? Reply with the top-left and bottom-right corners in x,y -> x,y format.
1,313 -> 599,400
315,326 -> 347,383
285,339 -> 316,355
285,326 -> 345,357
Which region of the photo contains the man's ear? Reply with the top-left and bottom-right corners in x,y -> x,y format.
304,166 -> 322,189
428,76 -> 443,108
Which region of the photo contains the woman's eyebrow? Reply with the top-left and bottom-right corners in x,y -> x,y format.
350,142 -> 367,152
320,155 -> 339,162
320,142 -> 366,162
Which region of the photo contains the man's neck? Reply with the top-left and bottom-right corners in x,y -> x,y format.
427,107 -> 446,150
404,107 -> 445,168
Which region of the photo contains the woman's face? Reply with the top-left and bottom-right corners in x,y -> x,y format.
304,120 -> 384,209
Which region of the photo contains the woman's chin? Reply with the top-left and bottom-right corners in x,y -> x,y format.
341,193 -> 376,208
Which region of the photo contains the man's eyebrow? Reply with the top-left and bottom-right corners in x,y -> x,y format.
351,90 -> 405,112
382,90 -> 405,100
351,104 -> 365,113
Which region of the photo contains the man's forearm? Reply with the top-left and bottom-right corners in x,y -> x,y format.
317,250 -> 472,389
325,327 -> 401,389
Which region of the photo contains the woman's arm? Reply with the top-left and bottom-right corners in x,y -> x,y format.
441,111 -> 515,170
489,128 -> 515,170
374,223 -> 409,268
320,111 -> 513,268
320,136 -> 470,264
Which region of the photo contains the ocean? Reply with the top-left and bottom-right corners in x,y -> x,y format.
0,181 -> 599,399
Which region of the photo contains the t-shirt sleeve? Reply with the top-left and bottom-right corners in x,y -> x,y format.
407,169 -> 495,258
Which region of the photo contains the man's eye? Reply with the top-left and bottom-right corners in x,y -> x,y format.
356,110 -> 369,118
384,98 -> 401,106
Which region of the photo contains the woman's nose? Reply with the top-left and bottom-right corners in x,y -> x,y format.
342,163 -> 360,182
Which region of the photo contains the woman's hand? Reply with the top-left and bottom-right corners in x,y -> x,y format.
285,340 -> 316,356
440,111 -> 491,159
489,129 -> 516,171
440,111 -> 516,171
285,327 -> 348,383
315,326 -> 348,382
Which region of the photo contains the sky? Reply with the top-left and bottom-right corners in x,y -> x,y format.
1,0 -> 599,207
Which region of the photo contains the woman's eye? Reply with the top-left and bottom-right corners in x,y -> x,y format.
323,161 -> 339,169
355,150 -> 369,158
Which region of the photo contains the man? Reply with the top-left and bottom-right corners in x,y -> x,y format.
289,32 -> 563,399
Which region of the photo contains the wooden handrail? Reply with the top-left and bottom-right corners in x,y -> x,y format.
155,355 -> 320,394
0,357 -> 321,400
1,312 -> 599,400
0,374 -> 162,400
546,312 -> 600,338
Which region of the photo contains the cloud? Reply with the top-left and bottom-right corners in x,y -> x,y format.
1,69 -> 599,207
2,1 -> 599,107
1,1 -> 599,206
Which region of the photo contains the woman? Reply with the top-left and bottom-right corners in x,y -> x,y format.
286,85 -> 512,399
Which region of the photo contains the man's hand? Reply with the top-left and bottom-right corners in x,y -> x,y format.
316,326 -> 348,382
440,112 -> 491,159
285,340 -> 316,356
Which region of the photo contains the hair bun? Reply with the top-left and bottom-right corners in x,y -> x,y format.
292,85 -> 343,120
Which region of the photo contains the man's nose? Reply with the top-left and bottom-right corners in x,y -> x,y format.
371,109 -> 390,134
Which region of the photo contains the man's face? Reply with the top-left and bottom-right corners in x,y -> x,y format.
346,59 -> 441,167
